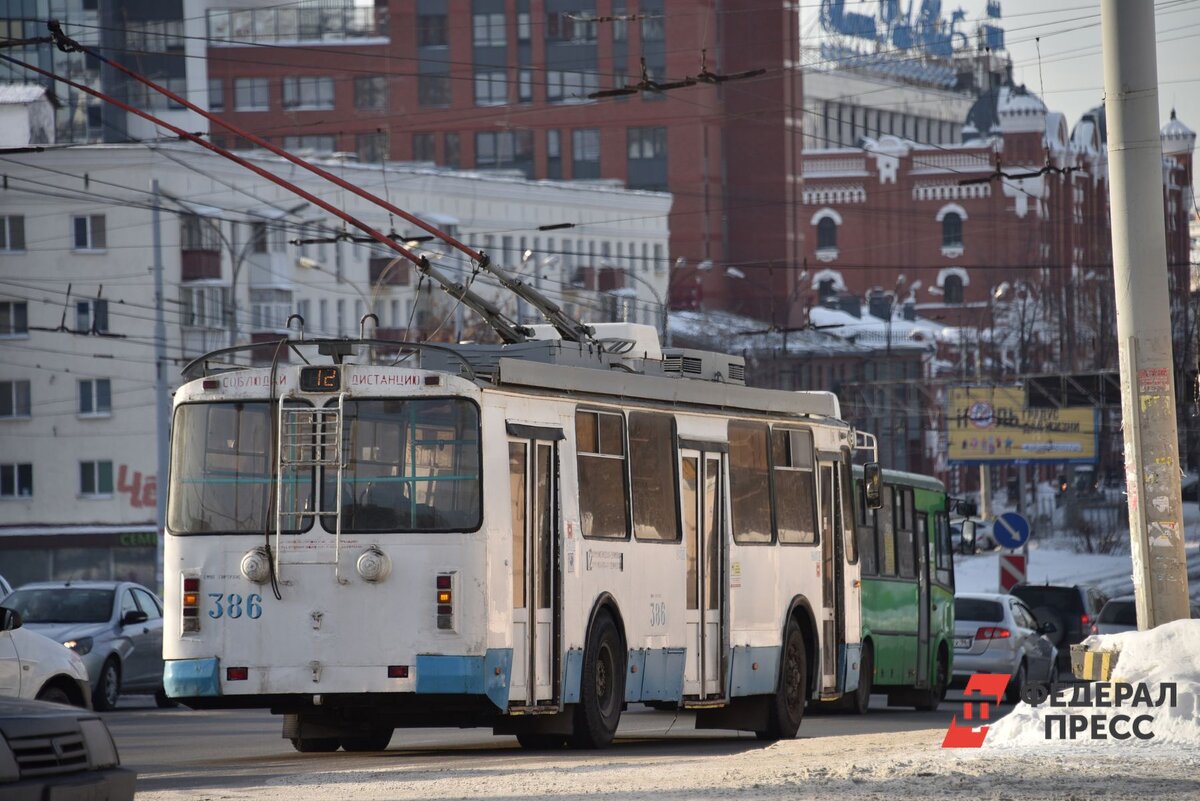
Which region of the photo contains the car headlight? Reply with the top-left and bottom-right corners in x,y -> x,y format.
63,636 -> 93,655
0,738 -> 18,782
79,718 -> 120,769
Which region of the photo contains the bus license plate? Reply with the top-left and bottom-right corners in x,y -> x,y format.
953,637 -> 971,649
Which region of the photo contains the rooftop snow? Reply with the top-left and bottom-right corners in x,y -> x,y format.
0,83 -> 47,105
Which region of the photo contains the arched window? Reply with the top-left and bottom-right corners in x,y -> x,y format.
942,212 -> 963,247
817,217 -> 837,250
944,274 -> 964,304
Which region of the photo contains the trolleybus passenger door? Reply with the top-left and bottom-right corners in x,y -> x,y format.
508,436 -> 560,707
915,512 -> 931,687
681,449 -> 726,700
817,454 -> 846,696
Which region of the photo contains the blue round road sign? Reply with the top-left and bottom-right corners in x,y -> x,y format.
994,512 -> 1031,550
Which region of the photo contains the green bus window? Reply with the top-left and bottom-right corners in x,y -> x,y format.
896,488 -> 916,579
934,511 -> 954,589
729,421 -> 772,543
877,485 -> 896,575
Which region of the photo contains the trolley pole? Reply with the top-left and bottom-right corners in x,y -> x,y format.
1101,0 -> 1191,627
152,179 -> 168,595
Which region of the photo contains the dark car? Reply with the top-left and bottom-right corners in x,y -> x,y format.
0,695 -> 135,800
1009,584 -> 1107,671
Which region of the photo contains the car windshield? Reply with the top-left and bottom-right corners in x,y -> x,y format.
5,588 -> 114,623
1010,586 -> 1084,613
955,597 -> 1004,622
1098,601 -> 1137,626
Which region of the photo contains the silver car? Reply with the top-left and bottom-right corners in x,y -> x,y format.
953,592 -> 1058,702
1,582 -> 166,710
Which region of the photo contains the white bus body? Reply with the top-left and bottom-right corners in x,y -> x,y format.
164,337 -> 867,749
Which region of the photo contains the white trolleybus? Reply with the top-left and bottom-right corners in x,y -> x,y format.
164,325 -> 881,751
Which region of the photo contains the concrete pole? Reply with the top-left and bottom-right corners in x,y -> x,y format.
152,179 -> 169,595
1102,0 -> 1191,627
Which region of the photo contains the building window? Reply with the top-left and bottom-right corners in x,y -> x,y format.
79,378 -> 112,417
417,14 -> 448,47
518,69 -> 532,102
0,380 -> 31,419
182,286 -> 228,328
76,299 -> 109,334
282,76 -> 334,109
234,77 -> 269,111
418,74 -> 451,107
251,288 -> 294,330
181,215 -> 220,251
472,13 -> 506,46
942,212 -> 963,247
356,131 -> 388,163
0,301 -> 27,337
627,127 -> 666,160
517,12 -> 531,41
547,129 -> 562,179
641,15 -> 665,41
547,70 -> 598,103
249,221 -> 268,253
412,133 -> 436,162
475,130 -> 533,177
2,216 -> 26,251
546,11 -> 597,42
353,75 -> 387,110
80,460 -> 114,497
817,217 -> 837,250
0,464 -> 32,498
474,71 -> 507,106
208,78 -> 224,111
571,129 -> 601,178
72,214 -> 106,250
444,133 -> 460,168
283,135 -> 336,152
943,274 -> 964,304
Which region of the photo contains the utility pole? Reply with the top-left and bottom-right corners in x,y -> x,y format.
1102,0 -> 1191,627
151,179 -> 168,595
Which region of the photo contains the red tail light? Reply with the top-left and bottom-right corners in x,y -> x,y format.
1080,614 -> 1091,629
436,573 -> 454,630
226,667 -> 248,681
387,665 -> 409,678
975,627 -> 1011,640
181,575 -> 201,633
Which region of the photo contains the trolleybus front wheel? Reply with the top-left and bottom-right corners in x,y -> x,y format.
571,611 -> 625,749
757,617 -> 806,740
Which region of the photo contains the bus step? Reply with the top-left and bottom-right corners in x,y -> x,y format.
681,699 -> 728,709
506,705 -> 561,716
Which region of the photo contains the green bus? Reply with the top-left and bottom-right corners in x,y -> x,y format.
841,468 -> 956,713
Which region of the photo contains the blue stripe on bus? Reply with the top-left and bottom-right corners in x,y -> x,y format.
163,657 -> 221,698
729,646 -> 778,697
562,648 -> 584,704
415,650 -> 512,710
640,648 -> 686,701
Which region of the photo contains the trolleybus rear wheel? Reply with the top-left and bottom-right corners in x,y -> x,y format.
571,611 -> 624,749
847,641 -> 873,715
339,730 -> 393,752
757,618 -> 806,740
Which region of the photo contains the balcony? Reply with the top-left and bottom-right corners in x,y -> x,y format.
182,250 -> 221,281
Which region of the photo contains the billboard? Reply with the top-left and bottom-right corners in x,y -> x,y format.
948,386 -> 1098,465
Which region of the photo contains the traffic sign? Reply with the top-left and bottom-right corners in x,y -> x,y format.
994,512 -> 1031,550
1000,554 -> 1027,592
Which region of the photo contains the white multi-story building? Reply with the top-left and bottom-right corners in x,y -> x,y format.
0,144 -> 671,588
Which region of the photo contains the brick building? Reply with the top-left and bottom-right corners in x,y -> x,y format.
200,0 -> 805,320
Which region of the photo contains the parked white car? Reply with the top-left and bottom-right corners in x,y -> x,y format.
0,606 -> 93,707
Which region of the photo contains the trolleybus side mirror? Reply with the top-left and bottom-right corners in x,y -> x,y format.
863,462 -> 883,510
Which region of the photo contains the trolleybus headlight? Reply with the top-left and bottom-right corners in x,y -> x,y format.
356,546 -> 391,583
240,547 -> 272,584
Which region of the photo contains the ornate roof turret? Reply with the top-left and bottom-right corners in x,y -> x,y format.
1161,109 -> 1196,156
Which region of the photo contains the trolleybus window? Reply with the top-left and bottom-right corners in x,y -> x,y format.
728,421 -> 772,543
331,398 -> 481,532
509,442 -> 527,608
772,428 -> 816,544
629,411 -> 680,542
169,402 -> 311,534
840,458 -> 857,563
575,409 -> 628,539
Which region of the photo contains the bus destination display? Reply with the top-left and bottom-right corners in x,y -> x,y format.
300,366 -> 340,392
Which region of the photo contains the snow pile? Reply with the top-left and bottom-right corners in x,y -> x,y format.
986,619 -> 1200,748
954,544 -> 1134,596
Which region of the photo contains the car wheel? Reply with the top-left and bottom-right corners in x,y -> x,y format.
757,618 -> 807,740
92,658 -> 121,711
1006,660 -> 1027,704
36,685 -> 71,705
570,611 -> 625,749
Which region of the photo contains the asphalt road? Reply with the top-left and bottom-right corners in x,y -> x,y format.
101,691 -> 987,797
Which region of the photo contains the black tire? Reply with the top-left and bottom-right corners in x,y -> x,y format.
1006,660 -> 1027,704
847,642 -> 873,715
757,618 -> 807,741
571,611 -> 625,749
515,732 -> 568,750
92,658 -> 121,711
36,685 -> 71,705
290,737 -> 341,753
914,649 -> 948,711
154,687 -> 177,708
339,730 -> 393,752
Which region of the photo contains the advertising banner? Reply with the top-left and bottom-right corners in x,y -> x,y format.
947,386 -> 1098,465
